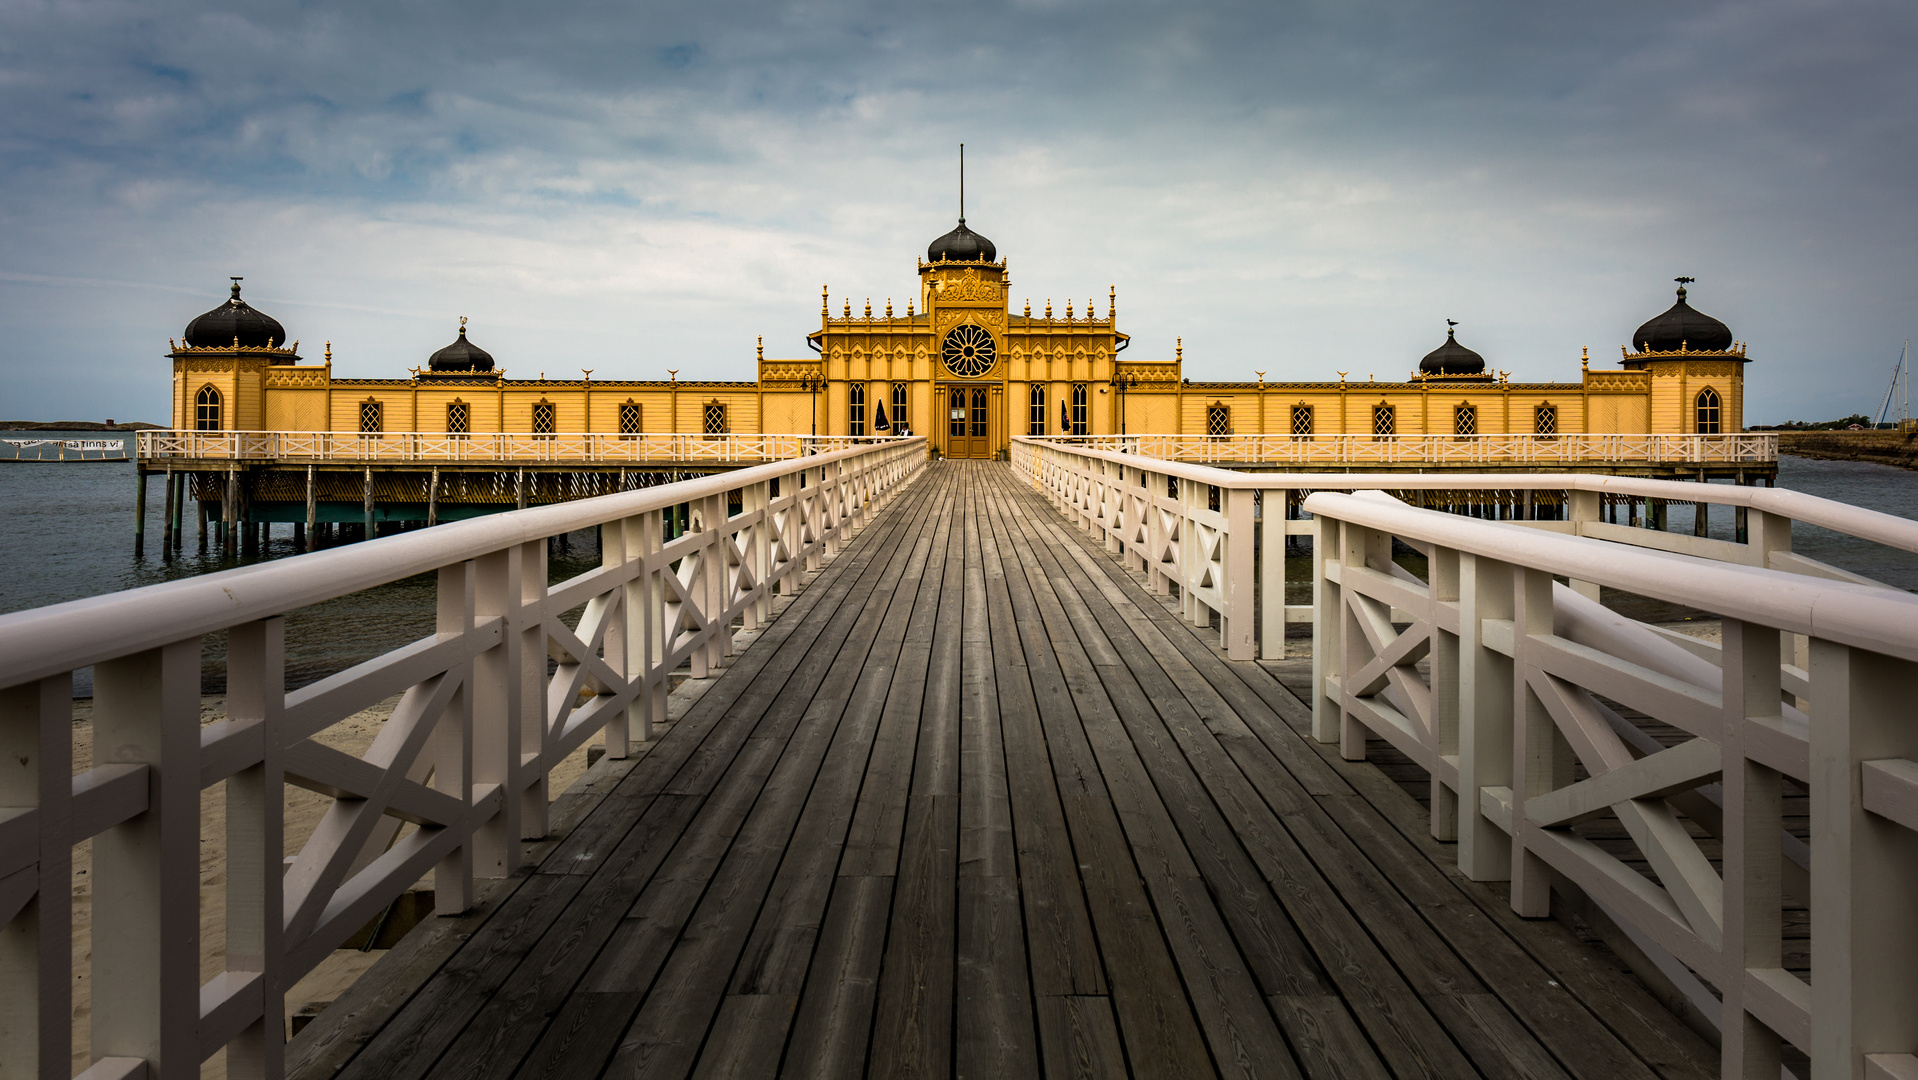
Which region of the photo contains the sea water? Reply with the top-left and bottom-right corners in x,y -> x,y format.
2,434 -> 1915,692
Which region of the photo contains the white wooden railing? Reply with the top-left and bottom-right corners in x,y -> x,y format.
1016,435 -> 1918,1079
1053,432 -> 1778,465
0,437 -> 925,1079
1013,436 -> 1896,663
137,431 -> 907,465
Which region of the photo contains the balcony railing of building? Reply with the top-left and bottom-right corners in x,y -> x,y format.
1050,432 -> 1779,465
136,431 -> 911,466
1016,435 -> 1918,1079
0,437 -> 925,1079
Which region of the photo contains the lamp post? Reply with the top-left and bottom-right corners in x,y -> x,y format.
802,373 -> 825,445
1116,371 -> 1138,439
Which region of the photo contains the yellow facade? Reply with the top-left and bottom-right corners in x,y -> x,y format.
168,228 -> 1748,454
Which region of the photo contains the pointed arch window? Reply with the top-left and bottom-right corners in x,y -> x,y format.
1534,404 -> 1558,436
1695,387 -> 1721,434
1029,384 -> 1047,436
619,400 -> 641,439
704,400 -> 728,436
1071,383 -> 1088,436
1290,404 -> 1313,438
359,398 -> 383,437
849,383 -> 866,436
446,400 -> 469,437
1372,404 -> 1395,438
195,385 -> 222,431
892,382 -> 909,433
1206,403 -> 1231,437
532,399 -> 556,439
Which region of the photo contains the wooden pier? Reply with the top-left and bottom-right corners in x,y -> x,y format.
292,462 -> 1714,1080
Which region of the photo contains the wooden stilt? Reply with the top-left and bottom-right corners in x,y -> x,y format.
363,467 -> 375,540
133,469 -> 148,554
305,464 -> 317,551
427,466 -> 440,527
160,469 -> 175,553
172,472 -> 184,549
197,495 -> 208,549
223,467 -> 238,554
516,468 -> 527,510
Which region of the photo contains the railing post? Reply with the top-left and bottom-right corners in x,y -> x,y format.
1564,488 -> 1602,601
1311,515 -> 1343,744
1457,553 -> 1515,882
472,543 -> 528,875
1259,487 -> 1288,661
0,675 -> 71,1080
434,563 -> 477,912
1430,546 -> 1461,842
1809,640 -> 1918,1078
1509,566 -> 1557,917
223,619 -> 286,1080
1222,486 -> 1255,660
1337,522 -> 1391,760
89,641 -> 202,1078
1720,618 -> 1784,1079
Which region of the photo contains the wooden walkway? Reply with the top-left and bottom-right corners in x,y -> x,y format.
296,461 -> 1719,1080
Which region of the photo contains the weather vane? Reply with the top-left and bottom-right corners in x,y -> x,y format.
1447,319 -> 1458,328
1675,276 -> 1695,285
460,315 -> 468,330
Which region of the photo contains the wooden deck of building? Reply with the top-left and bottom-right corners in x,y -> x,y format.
290,460 -> 1719,1080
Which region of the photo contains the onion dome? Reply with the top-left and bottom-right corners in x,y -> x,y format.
927,219 -> 996,263
1633,279 -> 1733,352
1420,323 -> 1487,376
428,319 -> 494,372
183,278 -> 288,349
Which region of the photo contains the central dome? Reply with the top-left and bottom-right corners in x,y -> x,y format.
1420,325 -> 1487,377
1633,282 -> 1734,352
183,279 -> 288,350
428,322 -> 495,372
927,219 -> 996,263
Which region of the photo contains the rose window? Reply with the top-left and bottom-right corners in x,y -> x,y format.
942,325 -> 996,378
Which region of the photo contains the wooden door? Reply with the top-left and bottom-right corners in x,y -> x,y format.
946,386 -> 992,458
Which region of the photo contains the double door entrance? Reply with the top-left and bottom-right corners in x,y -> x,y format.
945,385 -> 996,459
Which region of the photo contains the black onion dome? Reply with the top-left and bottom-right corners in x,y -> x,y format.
183,280 -> 288,349
1633,283 -> 1733,352
1420,326 -> 1486,376
927,219 -> 996,262
429,324 -> 494,371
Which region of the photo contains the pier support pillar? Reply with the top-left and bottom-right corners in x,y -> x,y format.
304,465 -> 317,551
196,497 -> 207,549
133,469 -> 147,554
160,469 -> 174,554
362,468 -> 374,540
516,468 -> 528,510
223,467 -> 239,555
171,474 -> 183,551
427,466 -> 440,527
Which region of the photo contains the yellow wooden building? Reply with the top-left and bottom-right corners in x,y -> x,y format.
168,231 -> 1750,458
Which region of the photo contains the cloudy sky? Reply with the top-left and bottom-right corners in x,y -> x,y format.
2,0 -> 1913,424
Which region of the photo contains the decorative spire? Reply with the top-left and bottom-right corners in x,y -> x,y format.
822,284 -> 829,317
757,336 -> 764,361
1176,337 -> 1183,363
324,341 -> 332,363
959,142 -> 965,222
1045,299 -> 1052,319
864,298 -> 872,319
1024,298 -> 1031,318
1109,286 -> 1116,319
1066,299 -> 1074,320
907,299 -> 915,317
1581,347 -> 1589,370
844,298 -> 852,318
885,298 -> 893,318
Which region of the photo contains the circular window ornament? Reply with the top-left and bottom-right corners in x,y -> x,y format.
942,325 -> 996,378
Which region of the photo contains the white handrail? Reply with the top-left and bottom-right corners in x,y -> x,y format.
135,430 -> 910,464
0,437 -> 926,1078
1011,437 -> 1918,662
1302,488 -> 1918,1080
1045,432 -> 1779,465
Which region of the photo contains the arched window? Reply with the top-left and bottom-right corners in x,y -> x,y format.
446,400 -> 469,436
1029,384 -> 1046,436
618,401 -> 641,439
849,383 -> 866,436
1290,404 -> 1313,438
1695,387 -> 1721,434
1534,404 -> 1558,436
1071,383 -> 1088,436
892,382 -> 909,433
1372,404 -> 1395,438
532,399 -> 555,438
970,387 -> 988,438
1454,404 -> 1477,436
359,398 -> 383,436
195,385 -> 222,431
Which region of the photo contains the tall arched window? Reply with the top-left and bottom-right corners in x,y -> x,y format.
1071,383 -> 1088,436
1695,387 -> 1721,434
849,383 -> 866,436
1029,384 -> 1046,436
195,385 -> 222,431
892,383 -> 909,433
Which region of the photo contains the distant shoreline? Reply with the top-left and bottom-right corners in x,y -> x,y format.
1778,431 -> 1918,473
0,420 -> 162,431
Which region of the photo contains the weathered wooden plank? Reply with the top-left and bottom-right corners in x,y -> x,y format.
1266,996 -> 1392,1080
1034,996 -> 1128,1080
690,995 -> 798,1080
955,875 -> 1039,1080
509,992 -> 641,1080
781,874 -> 894,1079
868,795 -> 959,1078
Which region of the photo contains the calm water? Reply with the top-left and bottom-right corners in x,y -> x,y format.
3,436 -> 1916,693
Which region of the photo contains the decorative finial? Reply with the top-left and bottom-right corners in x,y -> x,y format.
907,299 -> 915,317
1675,276 -> 1694,300
169,337 -> 177,350
1066,299 -> 1074,320
1024,298 -> 1031,318
324,341 -> 332,363
885,298 -> 893,318
229,276 -> 243,300
958,142 -> 965,222
1338,370 -> 1348,386
1045,299 -> 1052,319
459,315 -> 468,334
1087,299 -> 1094,320
290,340 -> 298,353
1109,286 -> 1116,318
864,298 -> 871,319
233,335 -> 240,348
822,284 -> 829,316
581,368 -> 592,380
757,336 -> 764,361
1176,337 -> 1183,362
668,369 -> 679,382
844,298 -> 852,318
1255,370 -> 1265,384
1581,347 -> 1589,369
